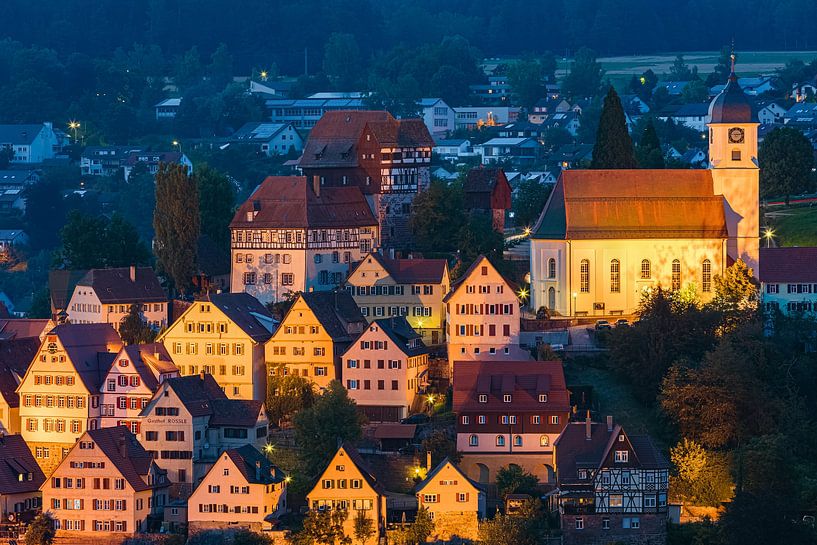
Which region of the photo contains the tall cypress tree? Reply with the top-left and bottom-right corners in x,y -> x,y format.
591,86 -> 638,169
636,118 -> 665,168
154,162 -> 200,295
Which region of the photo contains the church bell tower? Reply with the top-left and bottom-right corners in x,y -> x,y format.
708,53 -> 760,276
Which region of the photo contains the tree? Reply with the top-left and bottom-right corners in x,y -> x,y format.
266,369 -> 315,427
293,380 -> 365,476
591,87 -> 637,169
118,161 -> 156,241
57,210 -> 108,269
409,180 -> 465,253
636,118 -> 665,168
233,529 -> 272,545
670,438 -> 733,506
353,509 -> 375,545
759,127 -> 815,204
0,147 -> 12,169
512,178 -> 552,229
712,259 -> 758,316
458,213 -> 504,265
507,58 -> 546,111
323,33 -> 362,91
25,513 -> 55,545
561,47 -> 603,99
196,164 -> 235,255
428,65 -> 470,106
174,46 -> 203,89
669,54 -> 697,81
706,46 -> 733,87
154,162 -> 200,295
421,429 -> 460,464
496,465 -> 539,498
208,43 -> 233,86
103,214 -> 151,268
293,508 -> 350,545
119,304 -> 158,345
681,79 -> 709,103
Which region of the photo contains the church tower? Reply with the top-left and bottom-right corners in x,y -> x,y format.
708,53 -> 760,276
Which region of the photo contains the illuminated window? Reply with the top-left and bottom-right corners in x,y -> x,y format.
671,260 -> 681,291
610,259 -> 620,293
540,435 -> 549,447
495,435 -> 505,447
702,259 -> 712,293
548,258 -> 556,279
580,260 -> 590,293
640,259 -> 651,279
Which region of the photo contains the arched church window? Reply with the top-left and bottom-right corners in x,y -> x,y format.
640,259 -> 651,279
548,258 -> 556,279
496,435 -> 506,447
580,260 -> 590,293
671,260 -> 681,291
702,260 -> 712,293
610,259 -> 620,293
540,435 -> 549,447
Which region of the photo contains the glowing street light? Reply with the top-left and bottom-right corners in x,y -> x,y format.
172,140 -> 182,154
517,286 -> 529,301
763,227 -> 775,248
263,443 -> 275,455
523,226 -> 532,236
260,70 -> 268,81
68,121 -> 80,142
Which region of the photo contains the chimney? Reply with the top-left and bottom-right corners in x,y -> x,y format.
585,410 -> 592,441
129,265 -> 136,283
118,432 -> 127,458
426,451 -> 432,472
312,175 -> 320,197
199,370 -> 206,381
607,415 -> 613,433
255,460 -> 262,481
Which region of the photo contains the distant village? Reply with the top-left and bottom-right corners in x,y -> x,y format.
0,49 -> 816,545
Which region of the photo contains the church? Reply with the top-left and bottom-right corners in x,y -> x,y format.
530,59 -> 759,317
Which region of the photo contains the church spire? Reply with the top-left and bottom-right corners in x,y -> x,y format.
729,40 -> 737,81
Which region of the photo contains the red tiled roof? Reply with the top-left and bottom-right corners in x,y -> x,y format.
0,319 -> 50,341
205,293 -> 275,343
229,176 -> 377,230
372,423 -> 417,440
223,444 -> 285,485
118,343 -> 176,393
452,360 -> 570,413
759,247 -> 817,283
0,434 -> 45,495
83,426 -> 158,492
358,252 -> 448,285
533,169 -> 728,240
464,167 -> 509,194
38,323 -> 123,393
443,255 -> 516,303
76,267 -> 166,304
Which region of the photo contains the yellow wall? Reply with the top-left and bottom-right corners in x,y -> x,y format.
160,301 -> 265,400
417,462 -> 483,542
265,297 -> 337,391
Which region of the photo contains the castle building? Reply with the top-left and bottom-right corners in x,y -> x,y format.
298,111 -> 434,250
229,176 -> 379,304
530,60 -> 759,317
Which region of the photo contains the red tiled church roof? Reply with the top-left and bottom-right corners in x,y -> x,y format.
760,247 -> 817,283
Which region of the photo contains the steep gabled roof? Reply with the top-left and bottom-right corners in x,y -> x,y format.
464,167 -> 510,194
443,255 -> 515,303
0,124 -> 47,145
760,247 -> 817,283
294,291 -> 366,341
326,443 -> 387,495
162,374 -> 227,417
224,444 -> 285,485
75,267 -> 166,304
49,269 -> 88,311
532,170 -> 728,240
0,435 -> 45,495
207,293 -> 276,343
416,457 -> 482,494
350,252 -> 448,285
229,176 -> 377,230
0,319 -> 51,341
115,343 -> 177,393
84,426 -> 157,492
209,399 -> 264,428
366,317 -> 428,358
35,323 -> 122,393
0,338 -> 40,407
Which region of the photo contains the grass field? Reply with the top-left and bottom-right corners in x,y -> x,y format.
765,205 -> 817,247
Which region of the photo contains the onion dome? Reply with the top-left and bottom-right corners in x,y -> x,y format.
708,53 -> 752,123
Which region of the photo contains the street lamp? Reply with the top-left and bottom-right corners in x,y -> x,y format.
763,227 -> 775,248
572,292 -> 578,317
523,226 -> 532,237
260,70 -> 268,81
263,443 -> 275,456
68,121 -> 80,142
172,140 -> 182,154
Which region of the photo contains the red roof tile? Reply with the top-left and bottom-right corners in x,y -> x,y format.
352,252 -> 448,285
759,247 -> 817,283
230,176 -> 377,230
0,319 -> 50,341
452,360 -> 570,413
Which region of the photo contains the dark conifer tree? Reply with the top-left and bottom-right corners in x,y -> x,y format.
637,118 -> 665,168
591,87 -> 638,169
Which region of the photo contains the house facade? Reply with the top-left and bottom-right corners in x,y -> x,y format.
298,110 -> 434,250
17,323 -> 122,475
306,443 -> 388,540
66,266 -> 168,330
42,426 -> 169,536
138,374 -> 269,499
454,107 -> 519,129
555,418 -> 669,545
187,445 -> 287,532
230,176 -> 379,304
122,151 -> 192,181
265,97 -> 367,129
159,294 -> 275,401
477,137 -> 540,165
452,360 -> 570,484
418,98 -> 456,137
0,337 -> 39,435
345,252 -> 450,345
266,291 -> 367,392
341,317 -> 429,422
463,168 -> 512,232
444,256 -> 527,369
760,247 -> 817,315
98,343 -> 178,433
0,123 -> 60,164
415,458 -> 485,542
80,146 -> 143,177
228,122 -> 304,156
0,434 -> 45,522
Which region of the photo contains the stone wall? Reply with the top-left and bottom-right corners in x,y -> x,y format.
561,512 -> 667,545
430,511 -> 480,542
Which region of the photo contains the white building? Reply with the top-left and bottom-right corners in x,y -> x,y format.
0,123 -> 60,164
454,107 -> 519,130
66,266 -> 168,331
658,103 -> 711,132
433,139 -> 473,161
155,98 -> 182,120
228,122 -> 303,156
230,176 -> 379,304
418,98 -> 456,136
122,151 -> 193,181
760,247 -> 817,315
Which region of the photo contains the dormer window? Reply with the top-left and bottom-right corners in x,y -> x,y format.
619,434 -> 625,442
538,394 -> 548,403
503,394 -> 512,403
478,394 -> 487,403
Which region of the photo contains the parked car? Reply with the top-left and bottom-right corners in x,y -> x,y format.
549,343 -> 565,351
614,319 -> 630,327
594,320 -> 612,330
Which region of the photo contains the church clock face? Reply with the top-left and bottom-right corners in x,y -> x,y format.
728,127 -> 745,144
